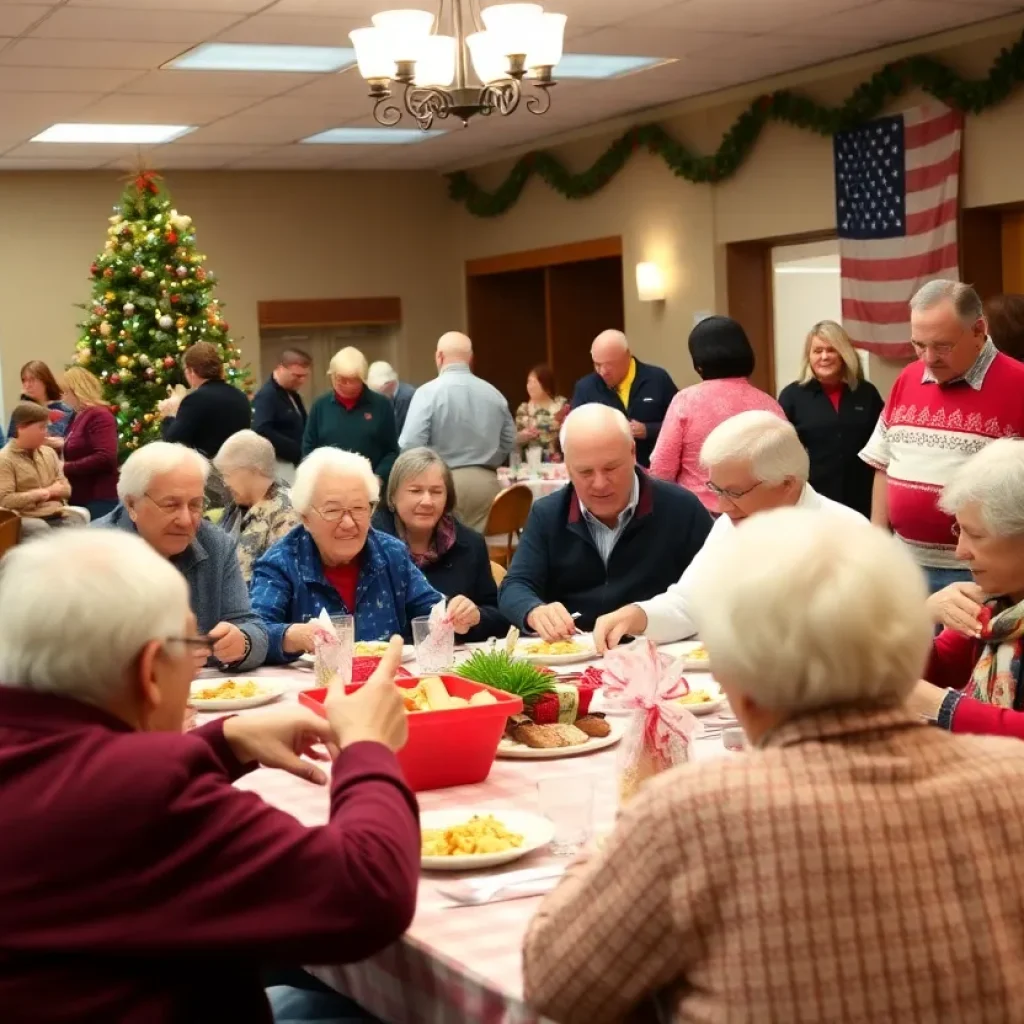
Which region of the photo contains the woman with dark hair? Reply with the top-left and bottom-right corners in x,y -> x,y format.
984,293 -> 1024,362
514,364 -> 567,461
649,316 -> 784,511
8,361 -> 72,443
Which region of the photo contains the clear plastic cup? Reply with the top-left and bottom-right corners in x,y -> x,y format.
537,775 -> 596,856
314,614 -> 354,687
412,615 -> 455,672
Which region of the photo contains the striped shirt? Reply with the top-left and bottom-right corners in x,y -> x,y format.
578,474 -> 639,565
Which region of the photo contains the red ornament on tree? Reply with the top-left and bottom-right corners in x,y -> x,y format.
166,231 -> 178,245
106,342 -> 117,354
131,265 -> 143,277
90,262 -> 99,277
170,295 -> 180,305
109,373 -> 121,386
103,269 -> 114,279
163,356 -> 176,368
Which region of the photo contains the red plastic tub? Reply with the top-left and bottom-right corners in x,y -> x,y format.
299,674 -> 523,793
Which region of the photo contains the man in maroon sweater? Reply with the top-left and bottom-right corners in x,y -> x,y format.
0,529 -> 419,1024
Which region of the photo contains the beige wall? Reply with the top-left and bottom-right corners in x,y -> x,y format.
0,170 -> 460,416
452,16 -> 1024,396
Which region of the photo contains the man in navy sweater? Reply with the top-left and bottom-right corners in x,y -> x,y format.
498,405 -> 712,641
569,329 -> 677,467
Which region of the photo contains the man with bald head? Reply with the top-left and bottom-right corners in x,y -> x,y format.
399,331 -> 515,531
570,329 -> 677,467
498,405 -> 711,640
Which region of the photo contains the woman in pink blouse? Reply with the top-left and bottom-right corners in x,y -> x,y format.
649,316 -> 784,510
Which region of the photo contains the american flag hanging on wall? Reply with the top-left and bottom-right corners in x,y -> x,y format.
834,103 -> 963,358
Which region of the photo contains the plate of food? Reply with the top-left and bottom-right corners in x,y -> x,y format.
189,678 -> 286,711
421,809 -> 555,871
498,713 -> 624,759
515,636 -> 595,666
671,642 -> 711,672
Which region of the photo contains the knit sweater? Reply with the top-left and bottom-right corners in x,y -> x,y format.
302,388 -> 398,484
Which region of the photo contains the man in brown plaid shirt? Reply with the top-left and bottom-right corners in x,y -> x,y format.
524,507 -> 1024,1023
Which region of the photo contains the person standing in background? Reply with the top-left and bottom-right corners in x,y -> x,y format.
399,332 -> 515,532
60,367 -> 119,522
983,293 -> 1024,362
515,364 -> 567,462
779,321 -> 884,519
252,348 -> 311,484
9,361 -> 72,444
570,330 -> 676,468
367,361 -> 416,437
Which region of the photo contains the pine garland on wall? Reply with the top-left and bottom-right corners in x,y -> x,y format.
447,29 -> 1024,218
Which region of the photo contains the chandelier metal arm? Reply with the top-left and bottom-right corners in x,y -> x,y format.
372,93 -> 403,127
480,79 -> 522,118
525,83 -> 554,116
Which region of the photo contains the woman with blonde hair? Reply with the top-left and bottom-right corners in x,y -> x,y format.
302,346 -> 398,484
60,366 -> 119,520
778,319 -> 884,517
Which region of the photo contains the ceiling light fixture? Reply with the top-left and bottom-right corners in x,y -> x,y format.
349,2 -> 566,131
31,123 -> 194,144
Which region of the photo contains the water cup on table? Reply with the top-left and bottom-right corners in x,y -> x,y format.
314,613 -> 354,687
412,615 -> 455,673
525,446 -> 543,474
538,775 -> 597,857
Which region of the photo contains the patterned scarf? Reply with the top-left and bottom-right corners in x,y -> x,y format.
404,513 -> 457,569
968,597 -> 1024,707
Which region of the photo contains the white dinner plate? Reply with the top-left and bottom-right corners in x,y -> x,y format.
593,688 -> 725,717
515,637 -> 596,666
497,715 -> 625,759
189,679 -> 286,711
420,809 -> 555,871
659,640 -> 712,672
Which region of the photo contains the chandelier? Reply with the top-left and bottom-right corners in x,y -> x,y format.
349,3 -> 567,131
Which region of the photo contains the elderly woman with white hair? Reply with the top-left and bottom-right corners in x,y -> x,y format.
594,409 -> 864,650
525,508 -> 1024,1022
94,441 -> 267,672
301,346 -> 398,484
214,429 -> 299,582
0,529 -> 420,1023
904,439 -> 1024,739
250,447 -> 480,664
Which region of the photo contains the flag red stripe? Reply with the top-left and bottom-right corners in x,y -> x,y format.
905,151 -> 961,193
906,197 -> 958,236
840,241 -> 959,283
904,108 -> 962,149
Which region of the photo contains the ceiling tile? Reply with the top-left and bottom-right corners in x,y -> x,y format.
0,65 -> 143,90
551,0 -> 696,28
224,144 -> 344,168
0,156 -> 114,169
0,4 -> 48,34
128,142 -> 273,168
69,0 -> 268,10
185,112 -> 341,144
215,13 -> 360,47
4,139 -> 150,158
568,25 -> 748,59
0,38 -> 188,68
791,0 -> 1014,42
119,68 -> 318,96
632,0 -> 867,33
29,7 -> 245,43
78,92 -> 259,123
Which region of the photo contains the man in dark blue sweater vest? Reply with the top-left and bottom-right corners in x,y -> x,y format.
498,405 -> 712,641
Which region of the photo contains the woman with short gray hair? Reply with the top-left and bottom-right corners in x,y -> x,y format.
214,430 -> 299,582
373,447 -> 508,641
907,438 -> 1024,738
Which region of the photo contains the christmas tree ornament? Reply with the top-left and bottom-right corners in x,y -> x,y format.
99,322 -> 112,337
104,291 -> 116,301
176,266 -> 188,278
158,314 -> 174,329
123,302 -> 135,315
163,356 -> 176,368
145,367 -> 155,379
110,373 -> 121,386
117,355 -> 130,367
106,342 -> 117,354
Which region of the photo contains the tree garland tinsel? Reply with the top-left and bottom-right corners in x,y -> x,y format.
447,30 -> 1024,218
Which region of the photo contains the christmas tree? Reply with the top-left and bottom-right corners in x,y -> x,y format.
74,170 -> 251,457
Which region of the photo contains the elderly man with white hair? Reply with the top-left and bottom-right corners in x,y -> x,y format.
302,346 -> 399,484
569,328 -> 677,467
0,529 -> 420,1023
251,447 -> 481,664
498,404 -> 711,641
214,429 -> 299,582
399,331 -> 515,532
367,359 -> 416,436
594,409 -> 863,651
525,507 -> 1024,1023
94,441 -> 267,671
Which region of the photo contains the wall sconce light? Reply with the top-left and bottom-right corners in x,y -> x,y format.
636,262 -> 666,302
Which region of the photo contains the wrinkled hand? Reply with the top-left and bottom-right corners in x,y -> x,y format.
157,396 -> 181,419
593,604 -> 646,654
222,705 -> 336,785
629,420 -> 647,440
447,595 -> 481,634
526,602 -> 576,643
926,581 -> 986,638
325,636 -> 408,752
209,621 -> 247,665
284,621 -> 318,655
904,679 -> 948,721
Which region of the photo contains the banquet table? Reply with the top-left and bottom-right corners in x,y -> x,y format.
199,643 -> 733,1024
496,466 -> 568,500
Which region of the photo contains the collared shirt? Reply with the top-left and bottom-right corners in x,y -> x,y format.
615,357 -> 637,408
921,336 -> 997,390
398,363 -> 516,469
578,473 -> 640,565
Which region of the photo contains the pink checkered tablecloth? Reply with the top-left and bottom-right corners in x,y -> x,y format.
202,653 -> 730,1024
496,467 -> 568,500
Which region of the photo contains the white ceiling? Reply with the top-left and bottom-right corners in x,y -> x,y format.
0,0 -> 1021,172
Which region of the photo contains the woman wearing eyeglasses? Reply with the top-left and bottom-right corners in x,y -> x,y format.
250,447 -> 482,664
93,441 -> 268,672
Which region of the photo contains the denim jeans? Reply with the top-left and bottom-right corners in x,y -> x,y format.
265,970 -> 381,1024
924,565 -> 973,595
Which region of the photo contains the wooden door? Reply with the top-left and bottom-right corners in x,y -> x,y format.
726,242 -> 775,395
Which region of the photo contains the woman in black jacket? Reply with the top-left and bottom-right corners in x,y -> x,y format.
778,320 -> 884,518
373,447 -> 508,642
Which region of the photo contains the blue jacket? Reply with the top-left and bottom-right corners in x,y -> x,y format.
252,374 -> 307,467
498,470 -> 712,632
93,506 -> 268,672
570,359 -> 677,466
250,525 -> 444,665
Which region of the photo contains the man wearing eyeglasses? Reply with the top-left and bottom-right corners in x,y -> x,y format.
594,410 -> 863,651
94,441 -> 268,672
860,280 -> 1024,594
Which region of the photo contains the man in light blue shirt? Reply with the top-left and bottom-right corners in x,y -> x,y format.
399,332 -> 515,531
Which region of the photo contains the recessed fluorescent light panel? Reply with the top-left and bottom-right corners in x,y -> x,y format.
166,43 -> 355,74
302,128 -> 441,145
31,123 -> 193,144
553,54 -> 671,79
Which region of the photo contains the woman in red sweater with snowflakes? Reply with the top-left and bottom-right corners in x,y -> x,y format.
908,438 -> 1024,738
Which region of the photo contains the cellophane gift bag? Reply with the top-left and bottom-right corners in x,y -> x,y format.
600,639 -> 702,805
